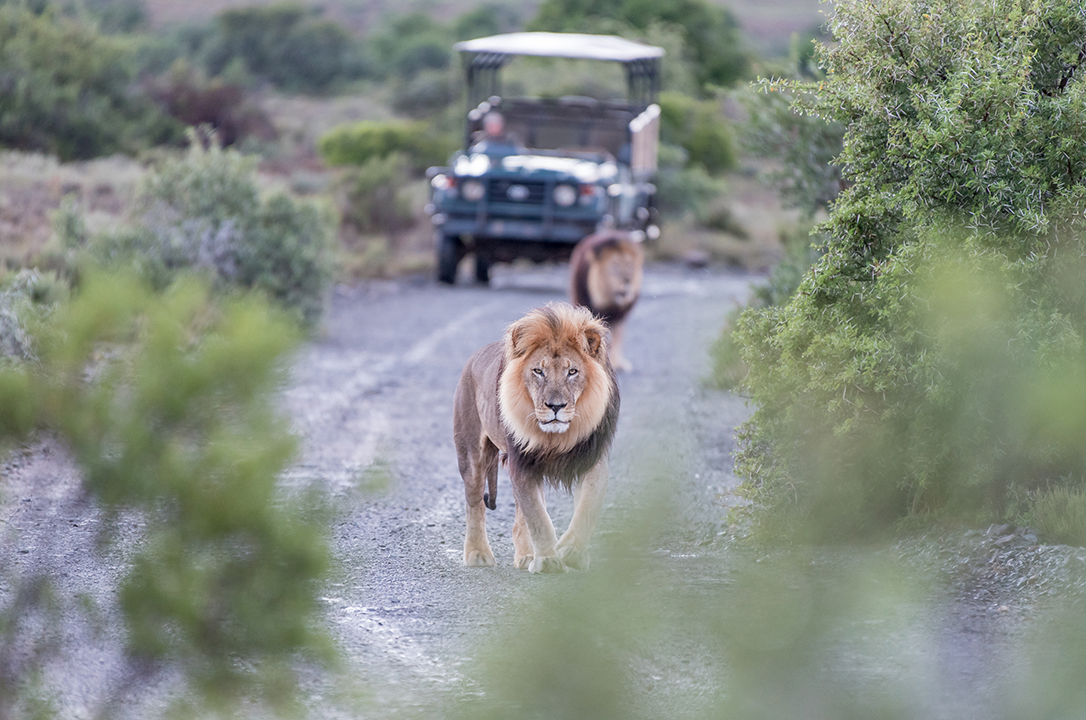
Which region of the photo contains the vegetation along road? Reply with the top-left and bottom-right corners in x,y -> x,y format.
5,262 -> 1086,718
278,262 -> 1081,719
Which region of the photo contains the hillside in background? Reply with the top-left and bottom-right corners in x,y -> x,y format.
143,0 -> 825,56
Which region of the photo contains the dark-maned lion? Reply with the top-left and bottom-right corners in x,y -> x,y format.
569,230 -> 644,372
453,303 -> 619,573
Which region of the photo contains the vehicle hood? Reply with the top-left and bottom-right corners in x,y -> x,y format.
454,153 -> 618,183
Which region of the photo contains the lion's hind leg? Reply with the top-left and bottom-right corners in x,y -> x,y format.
463,438 -> 499,567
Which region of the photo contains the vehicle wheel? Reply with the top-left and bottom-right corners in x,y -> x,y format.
474,255 -> 491,285
436,234 -> 462,284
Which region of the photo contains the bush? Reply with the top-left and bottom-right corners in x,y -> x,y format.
202,2 -> 368,92
318,120 -> 452,173
529,0 -> 750,93
0,270 -> 62,362
734,0 -> 1086,540
368,12 -> 452,80
657,91 -> 736,174
653,146 -> 723,218
391,68 -> 457,119
335,152 -> 416,236
0,270 -> 332,711
738,80 -> 844,218
86,133 -> 335,325
146,61 -> 277,147
0,6 -> 181,159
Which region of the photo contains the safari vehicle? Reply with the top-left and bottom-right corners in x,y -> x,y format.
426,32 -> 663,284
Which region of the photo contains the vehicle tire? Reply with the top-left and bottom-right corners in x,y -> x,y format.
436,233 -> 462,284
474,255 -> 491,285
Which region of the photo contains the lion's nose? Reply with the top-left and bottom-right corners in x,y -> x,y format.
545,401 -> 567,414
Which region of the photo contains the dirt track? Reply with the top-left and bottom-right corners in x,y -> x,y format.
279,262 -> 756,711
2,261 -> 1069,717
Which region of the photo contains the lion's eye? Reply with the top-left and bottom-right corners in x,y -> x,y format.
532,368 -> 544,377
567,368 -> 578,376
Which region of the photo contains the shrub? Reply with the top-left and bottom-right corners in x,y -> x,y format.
391,68 -> 457,119
529,0 -> 750,93
657,92 -> 736,175
368,12 -> 452,80
738,80 -> 844,218
87,133 -> 335,325
0,6 -> 181,159
146,61 -> 277,147
0,270 -> 332,710
734,0 -> 1086,540
318,120 -> 452,173
335,152 -> 416,236
0,270 -> 62,362
653,146 -> 723,219
202,2 -> 367,92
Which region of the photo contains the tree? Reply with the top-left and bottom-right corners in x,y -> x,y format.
733,0 -> 1086,539
528,0 -> 749,92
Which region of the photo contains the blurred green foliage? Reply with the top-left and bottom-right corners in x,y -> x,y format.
317,120 -> 453,173
79,132 -> 335,325
657,91 -> 736,175
528,0 -> 750,93
146,59 -> 277,147
202,2 -> 368,93
0,5 -> 181,159
731,0 -> 1086,539
0,269 -> 332,713
333,152 -> 416,236
739,78 -> 844,219
1029,486 -> 1086,547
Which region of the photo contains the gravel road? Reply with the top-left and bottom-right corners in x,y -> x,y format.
279,262 -> 756,715
4,261 -> 1084,718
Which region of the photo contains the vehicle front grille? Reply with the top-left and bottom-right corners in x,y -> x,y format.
488,179 -> 548,205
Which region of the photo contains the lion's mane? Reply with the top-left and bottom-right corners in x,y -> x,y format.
498,303 -> 619,489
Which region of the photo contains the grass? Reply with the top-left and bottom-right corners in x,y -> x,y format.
651,171 -> 797,271
1030,486 -> 1086,548
0,152 -> 145,271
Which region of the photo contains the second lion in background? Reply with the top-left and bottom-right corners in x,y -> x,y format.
569,230 -> 644,372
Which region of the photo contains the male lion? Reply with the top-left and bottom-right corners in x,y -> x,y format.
569,230 -> 644,372
453,303 -> 619,573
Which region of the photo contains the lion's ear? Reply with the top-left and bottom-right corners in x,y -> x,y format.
583,324 -> 607,360
506,319 -> 529,358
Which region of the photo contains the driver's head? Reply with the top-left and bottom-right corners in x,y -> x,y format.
483,111 -> 505,136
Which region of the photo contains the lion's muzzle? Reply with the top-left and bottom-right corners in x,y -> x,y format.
538,402 -> 573,433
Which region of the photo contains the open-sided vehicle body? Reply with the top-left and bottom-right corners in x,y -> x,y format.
427,32 -> 663,284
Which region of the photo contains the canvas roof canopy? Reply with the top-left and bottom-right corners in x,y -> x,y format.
454,32 -> 664,64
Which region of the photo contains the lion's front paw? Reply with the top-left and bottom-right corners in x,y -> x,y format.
528,555 -> 567,574
557,544 -> 590,570
514,553 -> 533,570
464,547 -> 496,567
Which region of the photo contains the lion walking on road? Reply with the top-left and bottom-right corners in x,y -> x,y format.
453,303 -> 619,573
569,230 -> 644,372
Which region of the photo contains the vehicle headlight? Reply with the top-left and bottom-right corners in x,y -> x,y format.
553,184 -> 577,207
461,179 -> 486,202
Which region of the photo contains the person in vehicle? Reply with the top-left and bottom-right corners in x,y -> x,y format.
471,110 -> 524,154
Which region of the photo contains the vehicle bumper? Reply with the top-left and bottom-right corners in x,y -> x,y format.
436,213 -> 597,243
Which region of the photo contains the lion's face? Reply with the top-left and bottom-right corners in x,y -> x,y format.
499,304 -> 613,454
520,344 -> 590,434
589,243 -> 643,310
